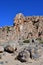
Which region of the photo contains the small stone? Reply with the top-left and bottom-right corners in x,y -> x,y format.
5,61 -> 8,63
0,46 -> 4,53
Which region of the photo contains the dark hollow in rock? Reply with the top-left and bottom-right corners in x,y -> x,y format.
29,50 -> 32,59
38,32 -> 42,37
32,39 -> 35,43
15,48 -> 17,51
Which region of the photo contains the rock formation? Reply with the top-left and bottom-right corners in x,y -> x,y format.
0,13 -> 43,43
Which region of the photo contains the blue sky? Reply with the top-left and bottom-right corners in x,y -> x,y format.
0,0 -> 43,27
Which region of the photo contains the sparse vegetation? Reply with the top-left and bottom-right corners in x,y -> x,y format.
36,38 -> 43,44
36,38 -> 41,41
6,26 -> 10,33
23,39 -> 30,43
40,41 -> 43,44
2,28 -> 5,31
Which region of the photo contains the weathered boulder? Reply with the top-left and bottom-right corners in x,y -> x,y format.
27,45 -> 42,60
32,47 -> 42,60
4,45 -> 14,53
16,50 -> 30,62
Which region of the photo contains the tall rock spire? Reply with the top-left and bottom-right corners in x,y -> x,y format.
13,13 -> 25,25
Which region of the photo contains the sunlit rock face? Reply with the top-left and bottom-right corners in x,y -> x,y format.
20,25 -> 23,31
14,13 -> 43,40
0,13 -> 43,43
14,13 -> 25,25
13,13 -> 25,41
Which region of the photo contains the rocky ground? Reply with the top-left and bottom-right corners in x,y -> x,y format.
0,40 -> 43,65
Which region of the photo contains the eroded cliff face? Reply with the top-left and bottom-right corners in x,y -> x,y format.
0,13 -> 43,43
14,13 -> 43,41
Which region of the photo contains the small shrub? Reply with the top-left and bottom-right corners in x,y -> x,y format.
40,41 -> 43,44
7,26 -> 10,33
2,28 -> 5,31
23,39 -> 30,43
36,38 -> 43,44
36,38 -> 41,41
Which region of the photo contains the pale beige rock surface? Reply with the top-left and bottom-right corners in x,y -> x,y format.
0,13 -> 43,43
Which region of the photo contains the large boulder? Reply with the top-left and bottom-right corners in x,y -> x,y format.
4,45 -> 14,53
32,47 -> 42,60
16,50 -> 30,62
27,45 -> 42,60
